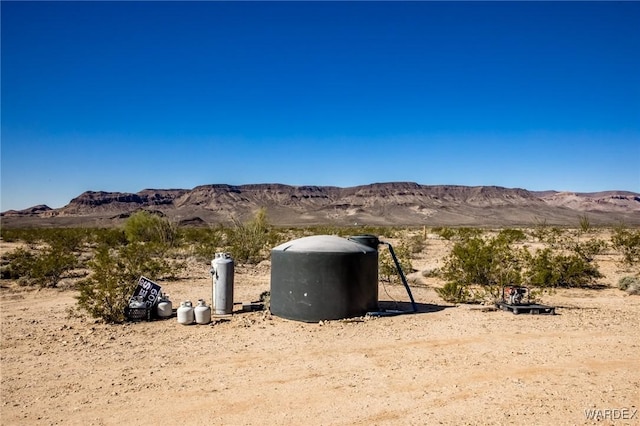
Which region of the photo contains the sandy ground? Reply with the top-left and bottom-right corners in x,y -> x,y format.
1,232 -> 639,425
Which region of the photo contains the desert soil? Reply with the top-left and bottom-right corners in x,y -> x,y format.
1,232 -> 639,425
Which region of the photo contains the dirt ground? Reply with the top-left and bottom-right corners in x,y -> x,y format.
1,231 -> 639,425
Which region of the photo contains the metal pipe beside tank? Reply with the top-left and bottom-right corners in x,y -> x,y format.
348,234 -> 418,314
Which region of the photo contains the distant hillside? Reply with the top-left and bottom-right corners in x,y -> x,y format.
2,183 -> 639,227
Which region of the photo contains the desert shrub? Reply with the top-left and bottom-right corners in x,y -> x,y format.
1,247 -> 36,280
495,228 -> 527,244
77,245 -> 134,323
578,214 -> 592,234
405,233 -> 426,254
41,228 -> 89,252
618,276 -> 640,295
443,236 -> 494,287
526,248 -> 603,288
531,224 -> 567,248
611,226 -> 640,266
435,282 -> 470,303
226,208 -> 280,264
524,248 -> 555,288
432,227 -> 456,241
436,227 -> 484,241
124,211 -> 177,246
436,227 -> 604,303
421,268 -> 441,278
442,229 -> 524,290
178,226 -> 225,261
30,245 -> 79,287
0,228 -> 42,245
0,227 -> 90,250
0,244 -> 79,288
379,241 -> 413,283
77,241 -> 180,323
571,238 -> 608,262
91,228 -> 128,247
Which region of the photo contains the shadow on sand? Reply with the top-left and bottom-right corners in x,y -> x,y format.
377,300 -> 454,315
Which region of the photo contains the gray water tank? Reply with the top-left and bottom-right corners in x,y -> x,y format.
270,235 -> 378,322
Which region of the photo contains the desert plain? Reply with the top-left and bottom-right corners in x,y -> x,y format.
1,228 -> 639,425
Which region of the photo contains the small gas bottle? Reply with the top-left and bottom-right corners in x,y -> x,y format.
125,295 -> 149,321
129,295 -> 146,309
177,300 -> 194,325
156,293 -> 173,319
194,299 -> 211,325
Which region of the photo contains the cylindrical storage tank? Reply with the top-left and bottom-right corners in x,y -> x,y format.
348,234 -> 381,250
270,235 -> 378,322
194,299 -> 211,325
211,253 -> 234,315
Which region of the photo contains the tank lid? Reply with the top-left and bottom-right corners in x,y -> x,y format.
272,235 -> 375,253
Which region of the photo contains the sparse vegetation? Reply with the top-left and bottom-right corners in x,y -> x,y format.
578,214 -> 592,234
1,221 -> 634,311
76,220 -> 183,323
0,236 -> 81,288
225,208 -> 281,264
617,275 -> 640,295
179,225 -> 225,262
611,225 -> 640,266
124,211 -> 178,246
379,240 -> 413,283
76,240 -> 178,323
438,227 -> 605,303
435,281 -> 470,303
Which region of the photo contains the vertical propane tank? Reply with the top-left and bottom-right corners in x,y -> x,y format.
211,252 -> 234,315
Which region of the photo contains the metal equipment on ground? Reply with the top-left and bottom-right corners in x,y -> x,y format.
495,286 -> 555,315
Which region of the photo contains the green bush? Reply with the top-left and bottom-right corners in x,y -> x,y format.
578,214 -> 592,234
1,247 -> 36,280
226,208 -> 280,264
91,228 -> 128,247
571,238 -> 608,262
611,226 -> 640,266
179,226 -> 225,262
526,249 -> 602,288
530,225 -> 567,248
437,227 -> 604,303
435,282 -> 470,303
77,241 -> 179,323
1,227 -> 90,250
406,234 -> 426,254
379,241 -> 413,283
30,245 -> 79,287
442,229 -> 525,290
124,211 -> 177,246
1,244 -> 79,288
432,227 -> 456,241
76,212 -> 186,322
618,276 -> 640,295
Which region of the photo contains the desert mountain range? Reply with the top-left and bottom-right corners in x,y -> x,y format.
2,182 -> 639,227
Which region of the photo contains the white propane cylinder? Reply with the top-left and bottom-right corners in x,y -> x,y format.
177,300 -> 194,325
194,299 -> 211,325
211,252 -> 235,315
156,293 -> 173,319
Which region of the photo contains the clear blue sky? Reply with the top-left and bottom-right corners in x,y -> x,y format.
2,1 -> 639,211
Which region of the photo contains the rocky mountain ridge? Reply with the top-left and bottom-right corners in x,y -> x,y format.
2,182 -> 639,227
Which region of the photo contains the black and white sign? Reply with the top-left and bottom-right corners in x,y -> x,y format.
129,276 -> 162,308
